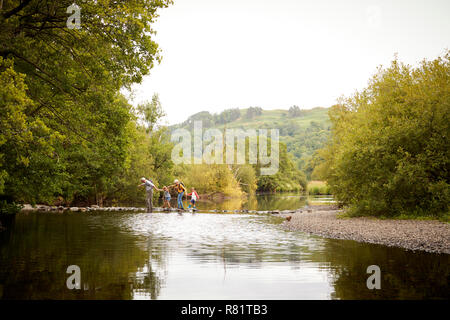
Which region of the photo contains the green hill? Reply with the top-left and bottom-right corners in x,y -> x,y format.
170,106 -> 331,176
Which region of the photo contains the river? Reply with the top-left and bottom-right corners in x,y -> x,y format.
0,194 -> 448,299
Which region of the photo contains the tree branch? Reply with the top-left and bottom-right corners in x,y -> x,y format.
3,0 -> 33,19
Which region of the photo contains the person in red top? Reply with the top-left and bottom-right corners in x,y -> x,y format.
187,187 -> 200,209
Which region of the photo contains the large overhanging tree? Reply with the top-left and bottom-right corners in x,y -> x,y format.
0,0 -> 172,205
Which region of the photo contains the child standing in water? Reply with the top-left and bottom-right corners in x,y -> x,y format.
162,186 -> 171,209
187,187 -> 200,210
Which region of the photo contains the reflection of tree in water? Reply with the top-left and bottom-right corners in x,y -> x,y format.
182,193 -> 309,211
196,197 -> 245,211
128,234 -> 169,300
305,239 -> 450,299
0,213 -> 167,300
249,194 -> 308,211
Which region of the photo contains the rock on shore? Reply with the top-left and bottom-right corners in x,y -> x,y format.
282,206 -> 450,254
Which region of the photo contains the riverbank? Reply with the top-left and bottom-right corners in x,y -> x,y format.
282,206 -> 450,254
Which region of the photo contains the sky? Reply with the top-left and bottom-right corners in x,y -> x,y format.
127,0 -> 450,125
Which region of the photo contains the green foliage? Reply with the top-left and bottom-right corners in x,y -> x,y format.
0,0 -> 172,206
307,181 -> 331,195
320,52 -> 450,218
287,105 -> 303,117
172,107 -> 330,189
214,108 -> 241,124
245,106 -> 262,119
174,163 -> 244,197
0,57 -> 64,203
137,94 -> 166,133
0,200 -> 22,215
256,142 -> 307,192
232,164 -> 258,194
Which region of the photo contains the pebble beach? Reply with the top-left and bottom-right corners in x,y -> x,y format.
282,206 -> 450,254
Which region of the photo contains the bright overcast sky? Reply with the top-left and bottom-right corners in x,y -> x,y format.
128,0 -> 450,125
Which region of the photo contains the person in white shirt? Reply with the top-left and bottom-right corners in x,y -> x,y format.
138,177 -> 161,212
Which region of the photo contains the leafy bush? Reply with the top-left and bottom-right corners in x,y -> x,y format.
319,52 -> 450,218
174,164 -> 244,197
0,200 -> 22,215
307,181 -> 331,195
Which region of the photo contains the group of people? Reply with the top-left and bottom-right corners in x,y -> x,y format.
138,177 -> 200,213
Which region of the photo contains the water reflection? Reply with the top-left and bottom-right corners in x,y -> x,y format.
156,193 -> 334,211
0,195 -> 448,300
311,239 -> 450,299
0,212 -> 164,299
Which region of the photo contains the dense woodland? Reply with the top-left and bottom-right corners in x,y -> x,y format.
0,0 -> 174,209
0,1 -> 448,219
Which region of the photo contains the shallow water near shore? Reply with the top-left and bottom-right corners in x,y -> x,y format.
0,195 -> 448,299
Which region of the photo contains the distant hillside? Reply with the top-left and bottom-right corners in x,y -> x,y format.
170,106 -> 331,175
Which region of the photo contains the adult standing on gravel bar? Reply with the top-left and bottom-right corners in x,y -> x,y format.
138,177 -> 161,212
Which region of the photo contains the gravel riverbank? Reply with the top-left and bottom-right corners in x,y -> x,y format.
282,206 -> 450,254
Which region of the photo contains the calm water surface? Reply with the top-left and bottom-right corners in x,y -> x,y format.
0,195 -> 448,299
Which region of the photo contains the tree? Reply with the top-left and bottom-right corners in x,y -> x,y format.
185,111 -> 215,128
0,0 -> 172,206
0,57 -> 63,204
231,164 -> 257,194
137,94 -> 166,134
288,105 -> 303,117
256,141 -> 307,192
245,107 -> 262,119
320,51 -> 450,218
215,108 -> 241,124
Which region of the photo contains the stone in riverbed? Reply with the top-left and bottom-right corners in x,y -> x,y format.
21,204 -> 35,211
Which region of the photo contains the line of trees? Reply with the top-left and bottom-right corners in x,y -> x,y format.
287,105 -> 304,117
183,108 -> 243,128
